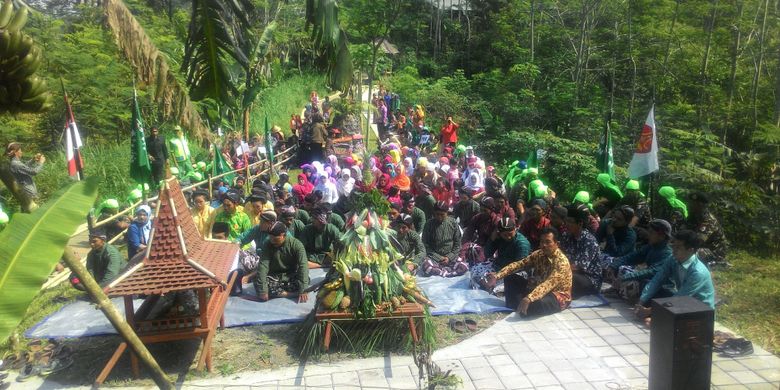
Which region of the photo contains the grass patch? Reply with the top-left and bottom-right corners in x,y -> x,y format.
712,250 -> 780,355
251,74 -> 328,137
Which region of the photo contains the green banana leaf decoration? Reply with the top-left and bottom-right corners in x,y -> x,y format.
0,178 -> 99,341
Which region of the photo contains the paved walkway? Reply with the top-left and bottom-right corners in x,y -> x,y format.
8,296 -> 779,389
178,297 -> 779,390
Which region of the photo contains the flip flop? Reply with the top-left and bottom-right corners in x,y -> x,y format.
464,318 -> 478,332
39,356 -> 73,376
448,319 -> 466,334
16,363 -> 39,382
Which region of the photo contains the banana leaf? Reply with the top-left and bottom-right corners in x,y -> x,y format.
0,178 -> 99,341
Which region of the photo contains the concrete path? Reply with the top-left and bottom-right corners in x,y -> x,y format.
7,296 -> 779,389
177,297 -> 780,389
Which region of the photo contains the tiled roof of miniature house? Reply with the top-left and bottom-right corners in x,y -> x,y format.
106,179 -> 239,296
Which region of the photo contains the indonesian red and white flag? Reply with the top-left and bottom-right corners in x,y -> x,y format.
64,93 -> 84,179
628,105 -> 659,178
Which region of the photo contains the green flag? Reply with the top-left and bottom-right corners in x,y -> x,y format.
597,116 -> 615,180
129,88 -> 152,187
526,149 -> 538,170
212,143 -> 234,184
263,115 -> 274,167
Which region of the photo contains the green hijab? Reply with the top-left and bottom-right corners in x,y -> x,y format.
597,173 -> 623,198
659,186 -> 688,218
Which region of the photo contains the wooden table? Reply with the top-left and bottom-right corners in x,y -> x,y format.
315,302 -> 425,351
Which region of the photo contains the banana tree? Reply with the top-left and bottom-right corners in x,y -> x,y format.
181,0 -> 252,125
305,0 -> 353,92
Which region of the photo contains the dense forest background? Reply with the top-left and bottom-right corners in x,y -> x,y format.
0,0 -> 778,251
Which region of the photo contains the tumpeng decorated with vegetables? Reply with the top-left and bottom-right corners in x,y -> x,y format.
317,208 -> 433,318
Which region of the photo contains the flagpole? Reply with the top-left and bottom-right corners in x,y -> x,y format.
61,78 -> 84,180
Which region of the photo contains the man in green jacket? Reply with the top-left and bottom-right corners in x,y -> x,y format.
634,229 -> 716,323
254,222 -> 309,303
72,230 -> 127,290
298,207 -> 341,267
391,214 -> 426,272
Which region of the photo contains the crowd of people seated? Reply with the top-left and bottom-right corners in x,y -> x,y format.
78,89 -> 727,327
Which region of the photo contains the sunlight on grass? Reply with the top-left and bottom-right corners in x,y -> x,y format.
251,74 -> 328,137
713,250 -> 780,355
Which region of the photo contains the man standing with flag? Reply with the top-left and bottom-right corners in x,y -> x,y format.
130,89 -> 153,189
62,82 -> 84,180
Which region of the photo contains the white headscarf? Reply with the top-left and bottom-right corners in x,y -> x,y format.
315,173 -> 339,204
337,169 -> 355,197
464,171 -> 484,192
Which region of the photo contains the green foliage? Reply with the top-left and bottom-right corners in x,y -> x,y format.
352,188 -> 391,216
305,0 -> 353,91
0,178 -> 99,342
0,8 -> 135,148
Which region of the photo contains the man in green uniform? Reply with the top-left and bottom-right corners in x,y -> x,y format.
72,230 -> 127,290
254,222 -> 309,303
298,207 -> 342,267
391,214 -> 426,273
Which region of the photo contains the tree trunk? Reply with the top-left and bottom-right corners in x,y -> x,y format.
722,0 -> 744,176
627,0 -> 636,125
698,0 -> 719,129
530,0 -> 535,62
61,249 -> 173,389
775,44 -> 780,127
658,0 -> 682,101
749,0 -> 770,140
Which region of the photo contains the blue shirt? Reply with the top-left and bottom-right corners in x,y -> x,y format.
614,240 -> 673,282
640,254 -> 716,309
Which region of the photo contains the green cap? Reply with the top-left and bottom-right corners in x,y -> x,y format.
533,184 -> 548,198
529,179 -> 544,191
170,167 -> 180,176
527,167 -> 539,176
625,180 -> 640,191
596,173 -> 611,185
190,172 -> 203,181
136,183 -> 150,192
574,191 -> 590,204
197,161 -> 207,170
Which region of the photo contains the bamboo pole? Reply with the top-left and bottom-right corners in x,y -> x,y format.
61,248 -> 174,389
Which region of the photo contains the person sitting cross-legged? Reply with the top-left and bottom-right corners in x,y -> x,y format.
71,229 -> 127,290
484,227 -> 572,317
298,206 -> 341,268
634,229 -> 716,324
560,205 -> 603,299
472,216 -> 531,292
606,219 -> 674,301
421,201 -> 467,277
391,214 -> 426,273
253,222 -> 309,303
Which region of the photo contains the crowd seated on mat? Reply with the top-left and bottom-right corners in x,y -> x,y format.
68,88 -> 725,320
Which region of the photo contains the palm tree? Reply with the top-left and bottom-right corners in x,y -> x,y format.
305,0 -> 353,92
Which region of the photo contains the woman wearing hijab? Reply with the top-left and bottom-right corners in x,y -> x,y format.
315,173 -> 339,205
464,171 -> 484,196
327,155 -> 339,176
377,173 -> 393,195
127,205 -> 152,259
292,173 -> 314,204
393,164 -> 411,192
336,169 -> 355,198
